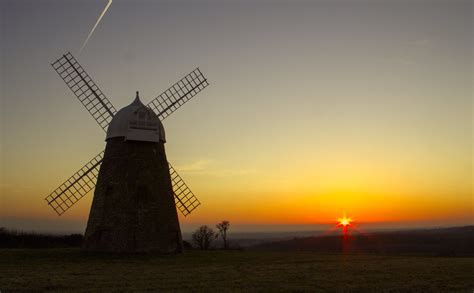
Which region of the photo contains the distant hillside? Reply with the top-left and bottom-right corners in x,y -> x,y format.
251,226 -> 474,255
0,228 -> 83,249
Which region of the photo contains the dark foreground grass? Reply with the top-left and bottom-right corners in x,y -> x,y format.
1,249 -> 472,292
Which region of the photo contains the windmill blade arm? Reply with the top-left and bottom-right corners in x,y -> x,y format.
168,163 -> 201,216
44,151 -> 104,215
51,52 -> 117,132
147,68 -> 209,121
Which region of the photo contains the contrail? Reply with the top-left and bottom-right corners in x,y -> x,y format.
79,0 -> 113,53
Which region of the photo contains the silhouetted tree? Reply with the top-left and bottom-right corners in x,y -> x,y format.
192,225 -> 216,250
216,220 -> 230,249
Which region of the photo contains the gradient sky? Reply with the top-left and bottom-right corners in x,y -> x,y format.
1,0 -> 472,233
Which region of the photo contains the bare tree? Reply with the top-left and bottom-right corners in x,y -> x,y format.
216,220 -> 230,249
192,225 -> 216,250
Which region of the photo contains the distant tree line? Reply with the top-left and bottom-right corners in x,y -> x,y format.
191,220 -> 231,250
0,227 -> 83,249
1,221 -> 235,250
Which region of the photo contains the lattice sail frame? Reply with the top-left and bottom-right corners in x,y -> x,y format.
147,68 -> 209,121
51,52 -> 117,131
169,164 -> 201,216
45,152 -> 104,215
46,52 -> 208,217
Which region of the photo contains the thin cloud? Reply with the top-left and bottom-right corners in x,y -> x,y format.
176,160 -> 212,172
175,159 -> 257,177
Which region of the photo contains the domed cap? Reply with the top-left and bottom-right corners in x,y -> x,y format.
106,91 -> 165,143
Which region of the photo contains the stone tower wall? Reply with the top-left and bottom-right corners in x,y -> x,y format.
83,137 -> 183,253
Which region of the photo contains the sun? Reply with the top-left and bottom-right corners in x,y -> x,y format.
338,215 -> 352,227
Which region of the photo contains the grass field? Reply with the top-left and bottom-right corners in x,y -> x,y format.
1,249 -> 472,292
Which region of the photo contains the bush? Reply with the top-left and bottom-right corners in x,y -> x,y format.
182,240 -> 193,250
0,227 -> 83,248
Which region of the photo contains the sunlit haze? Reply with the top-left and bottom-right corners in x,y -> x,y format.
1,0 -> 472,233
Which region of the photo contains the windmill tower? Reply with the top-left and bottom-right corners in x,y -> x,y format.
45,52 -> 209,253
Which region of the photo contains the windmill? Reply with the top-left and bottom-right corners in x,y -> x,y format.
45,52 -> 209,253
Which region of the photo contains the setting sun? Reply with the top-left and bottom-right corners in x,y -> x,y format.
338,215 -> 352,227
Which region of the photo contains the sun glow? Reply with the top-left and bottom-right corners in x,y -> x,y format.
338,215 -> 352,227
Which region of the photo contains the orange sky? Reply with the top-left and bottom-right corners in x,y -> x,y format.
1,0 -> 472,233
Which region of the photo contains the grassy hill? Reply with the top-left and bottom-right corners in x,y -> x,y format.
251,226 -> 474,256
1,248 -> 472,292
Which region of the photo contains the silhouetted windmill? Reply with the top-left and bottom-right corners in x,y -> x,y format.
45,52 -> 209,253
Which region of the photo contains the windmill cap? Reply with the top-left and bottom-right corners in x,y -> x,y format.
105,92 -> 165,143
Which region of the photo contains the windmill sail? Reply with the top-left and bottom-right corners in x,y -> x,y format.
47,52 -> 208,217
43,152 -> 200,217
147,68 -> 209,121
44,152 -> 104,215
169,163 -> 201,216
51,52 -> 117,132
